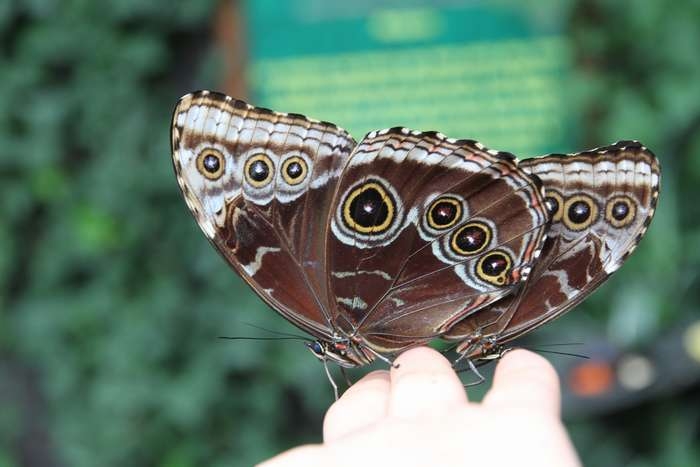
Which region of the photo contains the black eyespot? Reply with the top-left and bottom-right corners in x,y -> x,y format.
248,160 -> 269,182
432,202 -> 457,225
605,195 -> 636,228
451,222 -> 492,256
281,156 -> 308,185
196,148 -> 225,180
454,225 -> 489,254
475,250 -> 513,286
481,253 -> 509,276
562,194 -> 598,231
427,196 -> 462,230
568,201 -> 590,223
342,181 -> 395,234
612,201 -> 629,220
287,162 -> 302,178
203,154 -> 220,173
350,188 -> 388,227
244,153 -> 274,187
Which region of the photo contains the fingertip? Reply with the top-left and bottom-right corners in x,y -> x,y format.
340,369 -> 391,399
483,349 -> 561,416
498,348 -> 559,382
257,445 -> 324,467
323,370 -> 390,442
392,346 -> 452,371
388,346 -> 468,418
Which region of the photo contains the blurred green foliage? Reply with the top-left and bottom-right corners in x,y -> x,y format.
0,1 -> 699,466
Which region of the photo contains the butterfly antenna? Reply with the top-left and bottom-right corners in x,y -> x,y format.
217,336 -> 306,341
527,342 -> 584,347
239,321 -> 311,340
527,347 -> 590,359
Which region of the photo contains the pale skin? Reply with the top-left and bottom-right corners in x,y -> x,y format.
259,347 -> 582,467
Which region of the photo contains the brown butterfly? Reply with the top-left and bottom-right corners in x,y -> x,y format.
171,91 -> 659,395
443,141 -> 660,369
171,91 -> 550,389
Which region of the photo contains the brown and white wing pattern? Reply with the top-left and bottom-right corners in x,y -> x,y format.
171,91 -> 355,340
443,141 -> 660,358
172,90 -> 660,371
324,128 -> 550,353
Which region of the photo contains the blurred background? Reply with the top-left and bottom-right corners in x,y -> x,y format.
1,0 -> 699,465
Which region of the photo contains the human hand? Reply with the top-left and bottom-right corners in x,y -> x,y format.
259,347 -> 581,467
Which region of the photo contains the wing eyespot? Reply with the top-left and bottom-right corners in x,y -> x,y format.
544,189 -> 564,222
475,250 -> 512,286
281,155 -> 308,186
341,181 -> 395,234
196,148 -> 225,180
605,195 -> 637,228
450,222 -> 492,256
244,153 -> 274,188
562,194 -> 599,231
427,196 -> 463,230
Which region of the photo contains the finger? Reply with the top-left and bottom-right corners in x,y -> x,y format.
388,346 -> 468,419
482,349 -> 561,417
323,370 -> 390,442
256,445 -> 325,467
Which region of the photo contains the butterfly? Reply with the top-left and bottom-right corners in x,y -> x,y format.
171,91 -> 550,376
171,90 -> 660,392
443,141 -> 660,364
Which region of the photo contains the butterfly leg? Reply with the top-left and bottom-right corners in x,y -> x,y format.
323,359 -> 340,400
452,349 -> 467,367
452,341 -> 478,368
364,346 -> 399,369
462,359 -> 486,387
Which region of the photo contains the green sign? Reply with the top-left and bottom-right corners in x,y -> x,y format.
244,1 -> 571,156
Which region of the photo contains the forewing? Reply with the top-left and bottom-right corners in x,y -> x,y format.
171,91 -> 355,338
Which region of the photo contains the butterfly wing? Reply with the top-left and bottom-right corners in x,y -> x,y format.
443,141 -> 661,357
171,91 -> 355,339
324,128 -> 550,353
